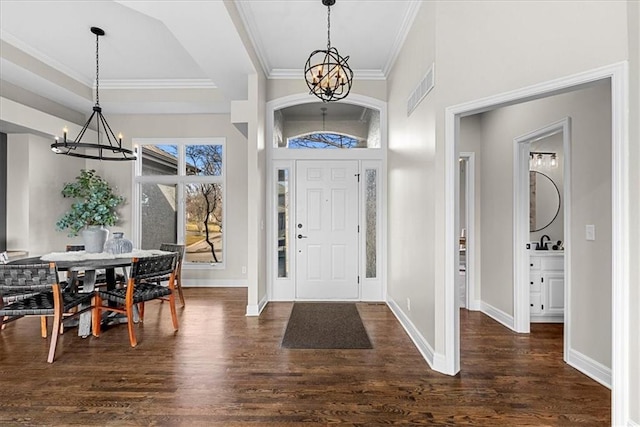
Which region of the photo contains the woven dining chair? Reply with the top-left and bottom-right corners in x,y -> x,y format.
1,257 -> 52,337
0,262 -> 95,363
93,253 -> 179,347
158,243 -> 186,307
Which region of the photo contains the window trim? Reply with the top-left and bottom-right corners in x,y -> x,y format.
132,137 -> 226,269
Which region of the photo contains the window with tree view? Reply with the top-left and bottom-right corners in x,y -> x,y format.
288,133 -> 363,149
136,139 -> 225,265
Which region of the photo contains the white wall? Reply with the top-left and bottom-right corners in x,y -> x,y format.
239,72 -> 268,314
387,1 -> 437,350
256,73 -> 268,311
626,0 -> 640,423
388,0 -> 629,372
267,78 -> 387,104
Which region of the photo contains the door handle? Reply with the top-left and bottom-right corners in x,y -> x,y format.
297,234 -> 308,239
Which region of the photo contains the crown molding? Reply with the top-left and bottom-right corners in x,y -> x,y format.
1,30 -> 93,87
235,1 -> 271,78
382,0 -> 422,76
98,79 -> 217,90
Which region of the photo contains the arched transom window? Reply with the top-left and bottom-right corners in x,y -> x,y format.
287,132 -> 363,149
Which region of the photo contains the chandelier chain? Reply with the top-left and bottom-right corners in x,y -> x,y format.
326,4 -> 331,50
95,31 -> 100,106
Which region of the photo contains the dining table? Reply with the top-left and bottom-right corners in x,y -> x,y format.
11,249 -> 170,337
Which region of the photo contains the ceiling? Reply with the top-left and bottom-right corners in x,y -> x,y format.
0,0 -> 420,119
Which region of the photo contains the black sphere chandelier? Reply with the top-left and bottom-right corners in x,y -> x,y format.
51,27 -> 136,161
304,0 -> 353,102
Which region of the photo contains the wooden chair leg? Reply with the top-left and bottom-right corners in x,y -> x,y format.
1,315 -> 6,330
169,292 -> 179,331
47,311 -> 62,363
176,277 -> 186,308
40,316 -> 48,338
138,303 -> 145,322
126,303 -> 137,347
92,295 -> 102,338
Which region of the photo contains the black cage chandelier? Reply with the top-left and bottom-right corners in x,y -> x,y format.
304,0 -> 353,102
51,27 -> 136,161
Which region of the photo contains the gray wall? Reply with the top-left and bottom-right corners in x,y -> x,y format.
477,81 -> 612,368
529,132 -> 564,245
6,133 -> 85,254
0,132 -> 6,251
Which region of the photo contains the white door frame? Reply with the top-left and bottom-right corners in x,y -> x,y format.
513,118 -> 571,340
459,152 -> 478,310
265,93 -> 387,303
445,62 -> 629,424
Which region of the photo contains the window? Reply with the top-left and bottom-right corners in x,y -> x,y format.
134,139 -> 225,266
276,168 -> 289,278
365,168 -> 377,278
287,132 -> 364,149
273,102 -> 382,149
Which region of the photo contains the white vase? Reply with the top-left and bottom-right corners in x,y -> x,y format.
82,225 -> 109,253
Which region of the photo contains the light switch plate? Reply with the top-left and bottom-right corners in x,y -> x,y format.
586,224 -> 596,241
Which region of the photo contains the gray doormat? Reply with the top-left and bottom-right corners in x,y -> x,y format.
281,302 -> 373,349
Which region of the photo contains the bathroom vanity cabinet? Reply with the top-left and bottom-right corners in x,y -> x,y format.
529,251 -> 564,322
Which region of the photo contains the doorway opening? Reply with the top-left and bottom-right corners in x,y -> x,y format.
446,63 -> 628,422
514,118 -> 571,337
458,153 -> 476,310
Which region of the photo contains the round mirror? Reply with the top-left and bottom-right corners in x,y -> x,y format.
530,171 -> 561,232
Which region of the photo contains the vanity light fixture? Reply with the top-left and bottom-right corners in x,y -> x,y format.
530,151 -> 558,169
51,27 -> 136,161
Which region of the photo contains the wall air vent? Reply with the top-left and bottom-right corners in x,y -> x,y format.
407,63 -> 435,116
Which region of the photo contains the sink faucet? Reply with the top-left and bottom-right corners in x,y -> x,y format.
538,234 -> 551,250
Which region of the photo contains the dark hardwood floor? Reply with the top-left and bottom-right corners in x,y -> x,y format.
0,288 -> 610,425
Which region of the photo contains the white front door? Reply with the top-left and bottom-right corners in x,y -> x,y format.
295,160 -> 359,299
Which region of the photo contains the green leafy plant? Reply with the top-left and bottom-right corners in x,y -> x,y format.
56,169 -> 125,237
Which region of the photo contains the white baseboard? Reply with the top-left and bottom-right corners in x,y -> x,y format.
530,315 -> 563,323
566,347 -> 612,389
467,299 -> 481,311
480,301 -> 515,331
183,279 -> 247,288
386,297 -> 447,373
246,293 -> 268,317
628,418 -> 640,427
